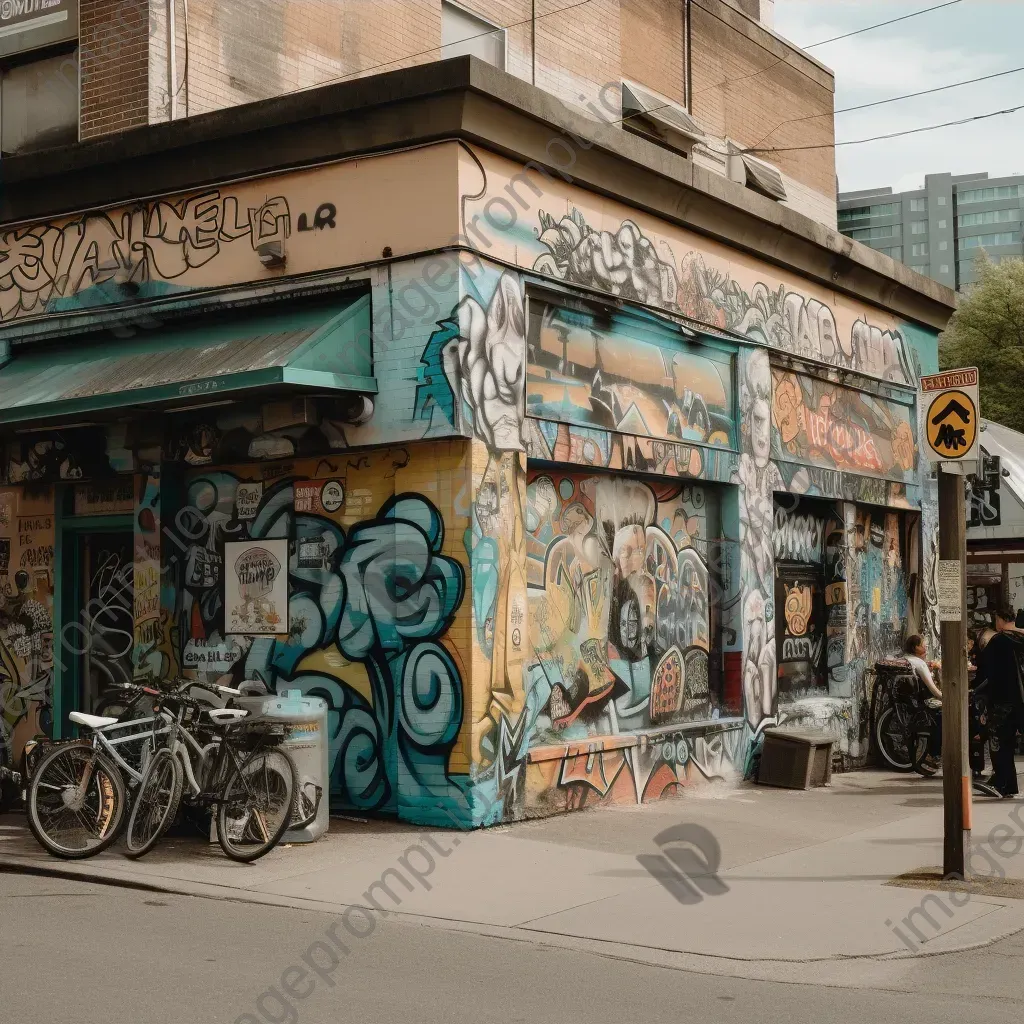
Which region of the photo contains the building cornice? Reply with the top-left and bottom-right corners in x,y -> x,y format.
1,56 -> 955,331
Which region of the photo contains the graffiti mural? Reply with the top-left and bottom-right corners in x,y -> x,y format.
0,489 -> 54,764
524,472 -> 718,742
0,146 -> 458,324
529,208 -> 910,382
771,369 -> 917,482
460,148 -> 916,386
524,722 -> 745,814
526,295 -> 734,448
168,448 -> 473,825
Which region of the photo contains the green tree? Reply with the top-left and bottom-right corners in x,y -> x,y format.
939,253 -> 1024,431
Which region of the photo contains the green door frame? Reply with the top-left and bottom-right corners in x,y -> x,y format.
52,490 -> 134,739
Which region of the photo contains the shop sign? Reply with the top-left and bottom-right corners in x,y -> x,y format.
0,0 -> 78,59
73,481 -> 134,516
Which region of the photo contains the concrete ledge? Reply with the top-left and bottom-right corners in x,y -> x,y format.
0,57 -> 955,332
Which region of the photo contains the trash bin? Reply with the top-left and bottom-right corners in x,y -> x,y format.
232,687 -> 330,843
756,728 -> 834,790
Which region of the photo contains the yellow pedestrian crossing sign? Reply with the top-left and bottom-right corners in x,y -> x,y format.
921,367 -> 979,463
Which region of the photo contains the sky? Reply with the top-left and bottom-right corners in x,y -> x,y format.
772,1 -> 1024,194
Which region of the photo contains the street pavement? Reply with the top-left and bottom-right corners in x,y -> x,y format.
3,870 -> 1024,1024
6,767 -> 1024,1011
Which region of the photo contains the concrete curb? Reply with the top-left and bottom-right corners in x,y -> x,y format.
6,850 -> 1024,988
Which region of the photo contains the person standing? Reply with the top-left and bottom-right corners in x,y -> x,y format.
981,607 -> 1024,797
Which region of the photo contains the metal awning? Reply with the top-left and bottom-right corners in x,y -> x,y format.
738,152 -> 788,202
621,81 -> 705,144
0,293 -> 375,426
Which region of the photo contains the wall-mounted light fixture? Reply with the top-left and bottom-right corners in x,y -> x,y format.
258,240 -> 287,269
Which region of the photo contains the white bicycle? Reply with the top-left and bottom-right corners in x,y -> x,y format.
25,680 -> 241,859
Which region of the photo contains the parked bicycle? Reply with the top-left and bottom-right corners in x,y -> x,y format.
123,683 -> 296,861
26,678 -> 296,862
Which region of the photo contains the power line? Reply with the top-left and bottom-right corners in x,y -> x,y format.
804,0 -> 965,49
694,0 -> 967,97
750,63 -> 1024,150
744,103 -> 1024,154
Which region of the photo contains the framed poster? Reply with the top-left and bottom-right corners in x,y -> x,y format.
225,539 -> 289,635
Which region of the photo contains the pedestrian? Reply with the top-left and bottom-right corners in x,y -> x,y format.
980,606 -> 1024,797
971,628 -> 996,779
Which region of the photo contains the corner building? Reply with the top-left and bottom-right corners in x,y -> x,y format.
0,61 -> 954,826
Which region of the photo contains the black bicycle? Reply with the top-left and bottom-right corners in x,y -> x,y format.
124,685 -> 297,862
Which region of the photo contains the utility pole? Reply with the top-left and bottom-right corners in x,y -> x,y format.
938,465 -> 970,879
920,367 -> 978,881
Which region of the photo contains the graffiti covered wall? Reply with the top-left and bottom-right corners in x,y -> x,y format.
0,147 -> 458,324
0,488 -> 54,766
171,443 -> 475,827
459,146 -> 917,387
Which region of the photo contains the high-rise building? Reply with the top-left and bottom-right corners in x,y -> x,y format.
838,172 -> 1024,291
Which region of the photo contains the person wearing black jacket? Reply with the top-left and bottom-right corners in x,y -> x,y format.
981,606 -> 1024,797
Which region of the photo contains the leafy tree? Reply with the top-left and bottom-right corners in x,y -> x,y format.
939,253 -> 1024,432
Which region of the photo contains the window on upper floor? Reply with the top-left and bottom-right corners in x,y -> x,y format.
441,2 -> 506,70
910,221 -> 927,234
958,208 -> 1021,227
0,46 -> 79,156
910,198 -> 927,212
958,184 -> 1024,204
958,232 -> 1020,249
911,242 -> 929,257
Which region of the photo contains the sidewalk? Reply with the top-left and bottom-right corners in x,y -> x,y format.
5,769 -> 1024,986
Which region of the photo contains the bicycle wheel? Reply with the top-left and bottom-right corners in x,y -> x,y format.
875,704 -> 915,772
216,747 -> 297,862
124,748 -> 183,858
27,741 -> 126,859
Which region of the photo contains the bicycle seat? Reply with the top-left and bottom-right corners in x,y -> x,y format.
205,708 -> 249,724
69,712 -> 119,729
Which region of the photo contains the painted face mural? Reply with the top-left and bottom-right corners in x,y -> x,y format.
525,473 -> 714,738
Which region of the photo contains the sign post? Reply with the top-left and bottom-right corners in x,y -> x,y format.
921,367 -> 979,880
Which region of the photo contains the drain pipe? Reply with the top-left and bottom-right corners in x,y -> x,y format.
684,0 -> 693,111
167,0 -> 177,121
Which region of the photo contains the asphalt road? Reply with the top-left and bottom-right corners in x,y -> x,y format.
3,872 -> 1024,1024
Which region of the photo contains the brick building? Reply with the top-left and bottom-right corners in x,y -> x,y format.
14,0 -> 835,225
0,7 -> 954,826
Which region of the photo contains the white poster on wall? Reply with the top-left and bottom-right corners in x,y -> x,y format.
225,538 -> 289,635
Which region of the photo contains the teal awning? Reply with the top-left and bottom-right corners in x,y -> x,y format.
0,294 -> 375,425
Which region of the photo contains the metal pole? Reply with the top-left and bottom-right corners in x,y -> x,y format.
939,466 -> 970,878
168,0 -> 177,122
